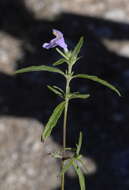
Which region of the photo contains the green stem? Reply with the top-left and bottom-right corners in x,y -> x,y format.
61,164 -> 65,190
63,92 -> 69,150
61,64 -> 72,190
61,99 -> 68,190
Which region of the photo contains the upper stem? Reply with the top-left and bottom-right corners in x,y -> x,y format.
63,63 -> 73,150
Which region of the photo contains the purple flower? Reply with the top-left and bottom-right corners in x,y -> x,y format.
42,29 -> 68,52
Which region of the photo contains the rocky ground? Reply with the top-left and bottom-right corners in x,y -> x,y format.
0,0 -> 129,190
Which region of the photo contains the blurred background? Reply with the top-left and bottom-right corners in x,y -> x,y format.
0,0 -> 129,189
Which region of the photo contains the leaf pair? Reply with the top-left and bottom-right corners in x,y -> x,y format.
14,65 -> 121,97
48,84 -> 90,100
56,37 -> 84,66
61,132 -> 85,190
47,85 -> 64,98
61,158 -> 85,190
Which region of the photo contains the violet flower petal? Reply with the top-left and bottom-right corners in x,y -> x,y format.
42,29 -> 68,52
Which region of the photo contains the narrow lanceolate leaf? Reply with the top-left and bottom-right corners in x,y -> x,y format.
71,37 -> 84,58
61,158 -> 74,175
53,86 -> 64,94
73,162 -> 86,190
53,58 -> 66,66
77,158 -> 89,174
41,101 -> 65,142
56,48 -> 68,60
69,93 -> 90,100
76,132 -> 83,155
47,85 -> 63,98
74,74 -> 121,96
14,65 -> 65,76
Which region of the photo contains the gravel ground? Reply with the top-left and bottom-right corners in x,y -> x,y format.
0,0 -> 129,190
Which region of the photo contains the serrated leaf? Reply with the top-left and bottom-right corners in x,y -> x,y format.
76,132 -> 83,155
73,161 -> 86,190
74,74 -> 121,96
47,85 -> 63,97
41,101 -> 65,142
53,58 -> 66,66
14,65 -> 65,76
71,37 -> 84,58
69,93 -> 90,100
61,159 -> 74,175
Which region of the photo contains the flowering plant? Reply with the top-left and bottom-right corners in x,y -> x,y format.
15,29 -> 121,190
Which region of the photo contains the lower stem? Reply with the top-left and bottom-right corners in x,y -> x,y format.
61,99 -> 69,190
61,164 -> 65,190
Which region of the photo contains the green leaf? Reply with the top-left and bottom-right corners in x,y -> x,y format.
41,101 -> 65,142
71,37 -> 84,58
56,48 -> 68,60
47,85 -> 63,98
73,161 -> 86,190
69,93 -> 90,100
64,147 -> 76,151
77,158 -> 89,174
74,74 -> 121,96
14,65 -> 65,76
53,86 -> 64,94
61,159 -> 74,175
53,58 -> 66,66
76,132 -> 83,155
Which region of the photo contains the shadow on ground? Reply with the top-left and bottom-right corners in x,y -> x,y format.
0,0 -> 129,189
